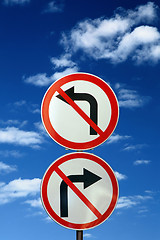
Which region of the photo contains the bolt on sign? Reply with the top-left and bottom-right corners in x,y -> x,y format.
41,73 -> 119,150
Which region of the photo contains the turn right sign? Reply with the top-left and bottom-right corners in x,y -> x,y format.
41,152 -> 119,230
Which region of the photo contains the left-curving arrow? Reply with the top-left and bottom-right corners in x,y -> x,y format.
60,168 -> 102,217
56,86 -> 98,135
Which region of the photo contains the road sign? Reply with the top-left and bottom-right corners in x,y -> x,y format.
41,152 -> 119,230
41,73 -> 119,150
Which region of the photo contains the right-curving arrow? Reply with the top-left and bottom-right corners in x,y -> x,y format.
56,86 -> 98,135
60,168 -> 102,217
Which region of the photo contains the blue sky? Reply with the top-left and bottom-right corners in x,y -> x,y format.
0,0 -> 160,239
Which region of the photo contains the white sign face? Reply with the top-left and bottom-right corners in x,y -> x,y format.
41,153 -> 119,230
49,80 -> 111,143
41,73 -> 119,150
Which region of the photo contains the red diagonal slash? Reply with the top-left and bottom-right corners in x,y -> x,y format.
57,87 -> 104,136
55,166 -> 102,219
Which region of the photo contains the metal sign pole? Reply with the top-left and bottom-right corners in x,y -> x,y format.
76,230 -> 83,240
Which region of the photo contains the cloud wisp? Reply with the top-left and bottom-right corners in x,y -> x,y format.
107,133 -> 131,144
3,0 -> 30,6
116,194 -> 152,209
115,83 -> 151,108
25,198 -> 43,209
115,171 -> 127,181
83,233 -> 94,239
8,100 -> 40,114
0,150 -> 23,158
24,54 -> 78,87
43,0 -> 64,14
134,160 -> 151,165
123,144 -> 147,151
0,162 -> 17,174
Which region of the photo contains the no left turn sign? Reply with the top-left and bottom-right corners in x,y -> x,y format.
41,73 -> 119,150
41,152 -> 119,230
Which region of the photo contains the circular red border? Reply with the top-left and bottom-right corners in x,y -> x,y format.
41,152 -> 119,230
41,73 -> 119,150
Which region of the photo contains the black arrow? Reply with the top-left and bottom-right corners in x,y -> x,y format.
60,168 -> 102,217
56,87 -> 98,135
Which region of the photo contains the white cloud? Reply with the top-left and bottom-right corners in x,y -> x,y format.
31,108 -> 41,114
44,216 -> 53,222
107,133 -> 130,144
24,45 -> 79,87
29,105 -> 41,114
11,100 -> 40,114
0,119 -> 27,128
133,43 -> 160,64
13,100 -> 26,107
123,144 -> 146,151
138,208 -> 149,214
112,26 -> 160,63
134,160 -> 151,165
116,195 -> 152,209
115,171 -> 127,181
0,127 -> 43,148
66,17 -> 129,52
24,73 -> 53,87
24,66 -> 78,87
3,0 -> 30,6
0,119 -> 19,126
115,84 -> 150,108
145,190 -> 153,194
84,233 -> 93,238
25,198 -> 43,208
52,67 -> 78,81
51,54 -> 77,69
0,150 -> 23,158
34,122 -> 48,136
0,178 -> 41,204
0,162 -> 17,174
132,1 -> 158,23
43,1 -> 64,13
61,2 -> 160,64
117,196 -> 137,209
